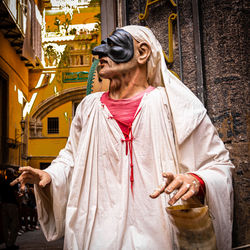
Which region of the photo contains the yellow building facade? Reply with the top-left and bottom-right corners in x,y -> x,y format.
0,0 -> 44,171
0,0 -> 104,171
27,2 -> 101,169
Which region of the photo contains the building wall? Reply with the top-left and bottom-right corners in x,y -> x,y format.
27,70 -> 87,168
127,0 -> 249,247
27,4 -> 101,170
0,31 -> 29,167
41,101 -> 72,138
199,1 -> 249,246
45,7 -> 100,32
29,101 -> 71,169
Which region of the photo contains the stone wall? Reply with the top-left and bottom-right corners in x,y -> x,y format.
127,0 -> 249,247
200,0 -> 249,246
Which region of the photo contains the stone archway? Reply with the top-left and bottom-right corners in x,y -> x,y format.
30,86 -> 86,137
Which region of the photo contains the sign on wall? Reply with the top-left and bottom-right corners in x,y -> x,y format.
62,71 -> 88,83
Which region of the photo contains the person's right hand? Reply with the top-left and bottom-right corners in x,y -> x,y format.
10,166 -> 52,191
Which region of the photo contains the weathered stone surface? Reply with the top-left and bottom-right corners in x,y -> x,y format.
200,1 -> 249,245
127,0 -> 249,247
229,142 -> 250,246
128,0 -> 182,80
177,0 -> 197,93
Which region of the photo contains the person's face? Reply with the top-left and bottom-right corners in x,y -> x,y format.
92,29 -> 137,79
92,29 -> 134,63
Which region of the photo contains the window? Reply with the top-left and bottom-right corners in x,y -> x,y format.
47,117 -> 59,134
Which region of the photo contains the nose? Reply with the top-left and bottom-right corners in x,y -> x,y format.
92,44 -> 109,59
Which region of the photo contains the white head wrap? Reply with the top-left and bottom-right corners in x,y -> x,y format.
121,25 -> 207,145
122,25 -> 163,86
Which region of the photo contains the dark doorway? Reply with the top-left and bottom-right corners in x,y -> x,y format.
0,71 -> 8,169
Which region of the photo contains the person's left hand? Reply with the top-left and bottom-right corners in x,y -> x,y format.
150,172 -> 200,205
10,166 -> 52,192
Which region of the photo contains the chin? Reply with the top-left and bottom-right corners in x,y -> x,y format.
98,68 -> 114,79
98,72 -> 109,79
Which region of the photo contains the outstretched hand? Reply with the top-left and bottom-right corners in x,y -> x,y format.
150,172 -> 200,205
10,166 -> 52,192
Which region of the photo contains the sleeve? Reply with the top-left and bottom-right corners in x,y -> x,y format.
34,101 -> 83,241
188,172 -> 206,198
179,114 -> 234,250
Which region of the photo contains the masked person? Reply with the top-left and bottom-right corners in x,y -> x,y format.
11,26 -> 234,250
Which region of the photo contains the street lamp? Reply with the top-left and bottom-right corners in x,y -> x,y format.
19,117 -> 26,165
15,117 -> 26,142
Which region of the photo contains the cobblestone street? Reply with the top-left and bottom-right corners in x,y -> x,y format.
0,229 -> 63,250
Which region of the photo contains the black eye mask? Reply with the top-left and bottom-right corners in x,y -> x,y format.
92,29 -> 134,63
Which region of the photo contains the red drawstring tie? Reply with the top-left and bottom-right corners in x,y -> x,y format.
118,108 -> 141,194
121,124 -> 134,192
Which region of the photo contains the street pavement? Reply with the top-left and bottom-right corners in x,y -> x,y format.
0,229 -> 63,250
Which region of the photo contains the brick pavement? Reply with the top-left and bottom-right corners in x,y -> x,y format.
0,229 -> 63,250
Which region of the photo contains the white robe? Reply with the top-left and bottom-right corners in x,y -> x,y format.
34,86 -> 234,250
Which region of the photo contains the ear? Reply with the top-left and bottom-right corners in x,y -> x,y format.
137,42 -> 151,65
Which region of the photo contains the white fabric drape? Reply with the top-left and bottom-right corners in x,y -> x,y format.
34,26 -> 234,250
22,0 -> 42,64
22,0 -> 34,64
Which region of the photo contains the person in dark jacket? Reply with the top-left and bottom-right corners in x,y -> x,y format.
0,168 -> 19,250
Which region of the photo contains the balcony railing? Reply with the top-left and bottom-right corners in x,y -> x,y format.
0,0 -> 42,67
2,0 -> 27,35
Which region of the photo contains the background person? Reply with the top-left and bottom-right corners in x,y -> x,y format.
0,169 -> 19,250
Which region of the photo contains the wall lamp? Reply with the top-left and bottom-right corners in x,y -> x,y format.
15,117 -> 26,142
20,117 -> 25,132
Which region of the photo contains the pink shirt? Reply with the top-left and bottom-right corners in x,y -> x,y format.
101,86 -> 155,137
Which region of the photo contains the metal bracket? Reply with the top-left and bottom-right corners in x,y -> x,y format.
138,0 -> 179,78
138,0 -> 177,20
139,0 -> 161,21
163,13 -> 177,64
170,0 -> 177,7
